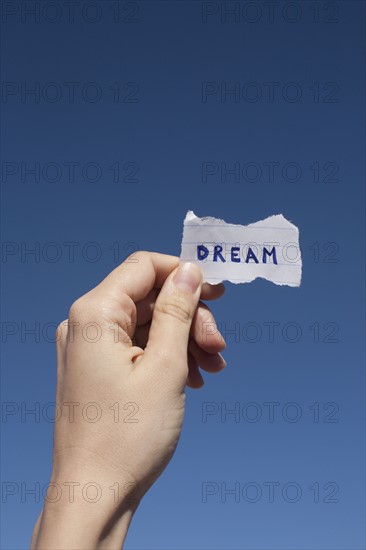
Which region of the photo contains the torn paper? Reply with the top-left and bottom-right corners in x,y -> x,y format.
180,211 -> 302,287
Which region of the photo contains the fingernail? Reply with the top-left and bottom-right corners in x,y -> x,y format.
173,262 -> 202,294
217,353 -> 227,368
214,353 -> 227,370
220,334 -> 227,349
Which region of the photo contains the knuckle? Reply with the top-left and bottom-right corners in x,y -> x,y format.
125,250 -> 146,264
68,298 -> 84,321
101,293 -> 137,334
55,319 -> 68,344
68,295 -> 100,324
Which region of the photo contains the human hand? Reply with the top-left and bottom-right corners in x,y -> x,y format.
32,252 -> 226,549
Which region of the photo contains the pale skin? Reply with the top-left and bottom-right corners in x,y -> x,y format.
31,252 -> 226,549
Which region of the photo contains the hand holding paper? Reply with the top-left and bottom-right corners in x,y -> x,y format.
180,210 -> 302,287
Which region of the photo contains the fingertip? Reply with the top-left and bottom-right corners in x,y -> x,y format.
201,282 -> 225,301
173,262 -> 203,295
187,353 -> 205,389
191,303 -> 227,353
203,352 -> 227,373
187,376 -> 205,389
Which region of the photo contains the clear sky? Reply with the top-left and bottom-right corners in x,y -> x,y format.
1,1 -> 365,548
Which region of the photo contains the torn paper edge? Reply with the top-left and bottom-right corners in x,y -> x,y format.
180,210 -> 302,287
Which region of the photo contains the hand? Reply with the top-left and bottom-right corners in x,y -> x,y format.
32,252 -> 226,549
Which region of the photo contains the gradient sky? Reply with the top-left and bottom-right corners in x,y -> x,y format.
1,1 -> 365,548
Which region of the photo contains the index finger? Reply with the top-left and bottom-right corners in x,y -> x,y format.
97,251 -> 225,303
97,251 -> 179,303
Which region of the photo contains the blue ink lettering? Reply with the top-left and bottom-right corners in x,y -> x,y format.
245,247 -> 259,263
231,247 -> 240,262
213,245 -> 225,262
197,245 -> 209,261
262,247 -> 277,264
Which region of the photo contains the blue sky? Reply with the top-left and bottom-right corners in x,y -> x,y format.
1,1 -> 365,548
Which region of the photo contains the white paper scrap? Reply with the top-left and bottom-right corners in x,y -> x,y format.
180,211 -> 302,287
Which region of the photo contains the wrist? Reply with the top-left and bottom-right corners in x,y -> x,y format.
33,473 -> 141,549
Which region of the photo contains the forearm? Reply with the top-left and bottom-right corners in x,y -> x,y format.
31,474 -> 138,549
32,506 -> 133,549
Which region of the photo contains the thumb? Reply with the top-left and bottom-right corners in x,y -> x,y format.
144,262 -> 203,370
